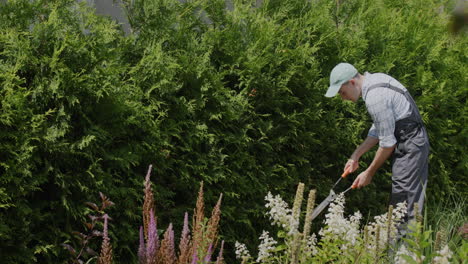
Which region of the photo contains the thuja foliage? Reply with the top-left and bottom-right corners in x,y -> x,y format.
0,1 -> 148,262
0,0 -> 466,262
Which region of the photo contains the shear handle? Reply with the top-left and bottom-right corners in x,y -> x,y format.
341,168 -> 351,178
332,168 -> 351,189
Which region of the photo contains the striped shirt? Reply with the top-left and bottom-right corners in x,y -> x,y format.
362,72 -> 412,148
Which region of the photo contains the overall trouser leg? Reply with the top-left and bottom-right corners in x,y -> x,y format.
391,126 -> 429,236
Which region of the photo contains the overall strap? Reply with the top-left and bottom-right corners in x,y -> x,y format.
363,82 -> 404,101
364,82 -> 423,125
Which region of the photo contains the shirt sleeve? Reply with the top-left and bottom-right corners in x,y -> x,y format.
366,92 -> 397,148
367,123 -> 378,138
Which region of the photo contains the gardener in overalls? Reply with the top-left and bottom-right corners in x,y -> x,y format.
325,62 -> 429,230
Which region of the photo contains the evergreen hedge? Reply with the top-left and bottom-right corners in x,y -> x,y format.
0,0 -> 466,262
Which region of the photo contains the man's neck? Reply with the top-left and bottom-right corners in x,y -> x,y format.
355,74 -> 364,98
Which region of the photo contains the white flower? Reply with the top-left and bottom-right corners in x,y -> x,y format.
395,244 -> 426,264
265,192 -> 295,233
432,245 -> 453,264
346,211 -> 362,245
318,193 -> 362,250
305,233 -> 318,256
319,193 -> 346,238
395,244 -> 415,264
366,201 -> 408,251
288,217 -> 300,236
235,241 -> 251,260
256,231 -> 278,262
393,201 -> 408,221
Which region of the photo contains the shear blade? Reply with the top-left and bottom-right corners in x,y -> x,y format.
310,190 -> 336,221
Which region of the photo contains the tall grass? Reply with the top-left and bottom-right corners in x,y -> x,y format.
424,195 -> 467,259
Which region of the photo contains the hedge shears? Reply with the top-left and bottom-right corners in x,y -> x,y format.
310,169 -> 355,221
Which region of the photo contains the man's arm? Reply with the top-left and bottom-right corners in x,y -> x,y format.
352,89 -> 398,187
352,145 -> 395,188
344,136 -> 379,173
351,136 -> 379,161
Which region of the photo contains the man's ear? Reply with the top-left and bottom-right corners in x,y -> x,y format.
349,79 -> 355,85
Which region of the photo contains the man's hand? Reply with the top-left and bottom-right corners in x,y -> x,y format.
352,170 -> 374,189
344,159 -> 359,174
350,145 -> 395,189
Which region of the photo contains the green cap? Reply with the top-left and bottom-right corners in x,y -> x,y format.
325,63 -> 358,97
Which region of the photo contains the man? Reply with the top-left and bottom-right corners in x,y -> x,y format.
325,62 -> 429,225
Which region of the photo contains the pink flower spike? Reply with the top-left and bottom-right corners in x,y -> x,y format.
191,250 -> 199,264
203,243 -> 213,263
181,212 -> 189,242
146,209 -> 159,264
167,223 -> 176,262
145,164 -> 153,184
177,212 -> 191,264
138,226 -> 147,264
215,241 -> 225,264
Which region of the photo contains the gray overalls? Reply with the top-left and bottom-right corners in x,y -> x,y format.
365,83 -> 429,224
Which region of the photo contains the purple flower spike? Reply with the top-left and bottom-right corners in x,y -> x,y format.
177,212 -> 191,264
167,223 -> 176,261
138,226 -> 147,264
146,209 -> 159,264
215,240 -> 224,264
203,243 -> 213,263
182,212 -> 189,241
191,250 -> 199,264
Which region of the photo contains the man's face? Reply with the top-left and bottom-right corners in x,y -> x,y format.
338,80 -> 359,102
